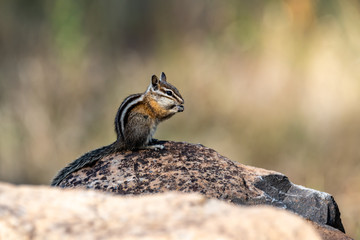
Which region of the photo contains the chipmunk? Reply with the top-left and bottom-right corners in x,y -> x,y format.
51,72 -> 184,186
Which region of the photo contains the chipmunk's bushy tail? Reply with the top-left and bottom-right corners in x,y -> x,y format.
51,142 -> 121,187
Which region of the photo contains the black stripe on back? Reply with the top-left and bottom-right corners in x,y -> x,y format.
114,93 -> 142,140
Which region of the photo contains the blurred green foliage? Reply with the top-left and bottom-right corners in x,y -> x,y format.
0,0 -> 359,237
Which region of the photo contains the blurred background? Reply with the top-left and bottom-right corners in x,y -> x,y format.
0,0 -> 359,237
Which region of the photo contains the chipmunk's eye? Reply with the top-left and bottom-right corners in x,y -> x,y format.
165,90 -> 173,96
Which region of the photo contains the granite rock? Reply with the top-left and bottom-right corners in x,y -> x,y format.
0,182 -> 324,240
56,141 -> 345,233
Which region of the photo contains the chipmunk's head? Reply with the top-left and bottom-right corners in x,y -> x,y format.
146,72 -> 184,117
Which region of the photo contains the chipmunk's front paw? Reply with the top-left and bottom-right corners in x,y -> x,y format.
144,144 -> 165,150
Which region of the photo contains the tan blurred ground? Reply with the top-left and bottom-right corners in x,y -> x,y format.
0,1 -> 359,238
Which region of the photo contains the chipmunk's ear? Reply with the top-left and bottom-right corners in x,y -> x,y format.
151,75 -> 159,90
160,72 -> 167,82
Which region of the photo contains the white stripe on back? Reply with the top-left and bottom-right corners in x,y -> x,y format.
115,93 -> 144,139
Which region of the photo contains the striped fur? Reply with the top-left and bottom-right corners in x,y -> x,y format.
116,73 -> 183,141
115,93 -> 143,140
152,83 -> 184,104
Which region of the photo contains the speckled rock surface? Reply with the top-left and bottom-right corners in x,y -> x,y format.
0,182 -> 324,240
56,141 -> 345,233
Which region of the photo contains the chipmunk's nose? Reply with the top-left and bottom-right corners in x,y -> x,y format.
177,105 -> 184,112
